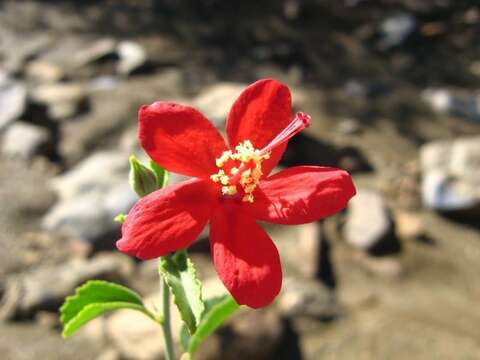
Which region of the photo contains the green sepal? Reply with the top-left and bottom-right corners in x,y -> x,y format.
129,155 -> 158,197
114,213 -> 127,224
149,160 -> 169,188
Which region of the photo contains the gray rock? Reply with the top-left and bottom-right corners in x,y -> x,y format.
42,151 -> 137,243
42,191 -> 114,243
30,82 -> 87,120
59,69 -> 183,164
197,307 -> 284,360
0,31 -> 52,74
0,76 -> 26,130
394,211 -> 425,240
422,88 -> 480,123
106,292 -> 180,360
336,118 -> 362,135
343,189 -> 392,250
139,36 -> 186,65
1,122 -> 50,160
420,136 -> 480,212
0,253 -> 134,319
192,82 -> 247,128
96,348 -> 121,360
35,36 -> 104,75
378,13 -> 416,50
73,38 -> 117,67
25,61 -> 64,83
117,41 -> 147,75
274,222 -> 321,279
277,277 -> 338,319
49,151 -> 128,201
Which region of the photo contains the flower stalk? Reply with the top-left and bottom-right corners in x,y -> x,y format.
159,271 -> 176,360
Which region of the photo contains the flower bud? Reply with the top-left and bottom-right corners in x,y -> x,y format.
114,213 -> 127,224
129,155 -> 159,197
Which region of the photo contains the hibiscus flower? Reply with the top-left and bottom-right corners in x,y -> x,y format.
117,79 -> 356,308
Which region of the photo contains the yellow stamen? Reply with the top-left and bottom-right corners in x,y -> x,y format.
210,140 -> 270,202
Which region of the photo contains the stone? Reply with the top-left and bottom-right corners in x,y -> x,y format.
196,307 -> 284,360
30,82 -> 87,120
0,31 -> 52,74
0,76 -> 26,130
35,36 -> 106,75
42,191 -> 115,244
106,292 -> 181,360
25,61 -> 64,83
277,277 -> 338,319
192,83 -> 247,127
73,38 -> 117,67
42,151 -> 137,244
1,121 -> 50,160
394,210 -> 425,240
378,13 -> 416,50
422,88 -> 480,123
96,348 -> 121,360
42,184 -> 137,246
139,36 -> 186,65
343,189 -> 393,251
420,136 -> 480,213
48,151 -> 128,201
353,252 -> 403,278
59,70 -> 183,164
117,41 -> 147,75
0,253 -> 134,319
274,222 -> 321,279
336,118 -> 362,135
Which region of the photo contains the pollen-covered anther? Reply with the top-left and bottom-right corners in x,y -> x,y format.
222,185 -> 238,195
211,140 -> 270,202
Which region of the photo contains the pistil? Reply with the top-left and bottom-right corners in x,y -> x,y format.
258,112 -> 310,156
210,112 -> 311,203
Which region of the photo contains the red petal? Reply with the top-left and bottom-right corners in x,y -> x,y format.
139,102 -> 227,178
117,179 -> 216,260
246,166 -> 356,225
226,79 -> 292,177
209,204 -> 282,308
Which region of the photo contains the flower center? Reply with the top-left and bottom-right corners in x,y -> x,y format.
210,140 -> 270,203
210,112 -> 311,203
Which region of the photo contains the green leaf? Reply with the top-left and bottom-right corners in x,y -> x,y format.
114,213 -> 127,224
149,160 -> 169,188
158,251 -> 205,334
187,295 -> 240,354
60,280 -> 150,338
63,301 -> 147,338
179,295 -> 233,352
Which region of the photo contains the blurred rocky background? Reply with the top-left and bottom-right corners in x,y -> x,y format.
1,0 -> 480,359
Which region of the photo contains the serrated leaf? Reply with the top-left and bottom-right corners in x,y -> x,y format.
149,160 -> 169,188
187,295 -> 239,354
158,251 -> 204,334
60,280 -> 149,338
179,295 -> 231,352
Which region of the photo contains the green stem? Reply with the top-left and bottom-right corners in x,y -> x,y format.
160,275 -> 176,360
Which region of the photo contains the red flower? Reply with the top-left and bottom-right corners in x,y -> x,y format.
117,79 -> 356,308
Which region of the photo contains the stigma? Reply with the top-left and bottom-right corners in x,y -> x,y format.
211,112 -> 311,202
